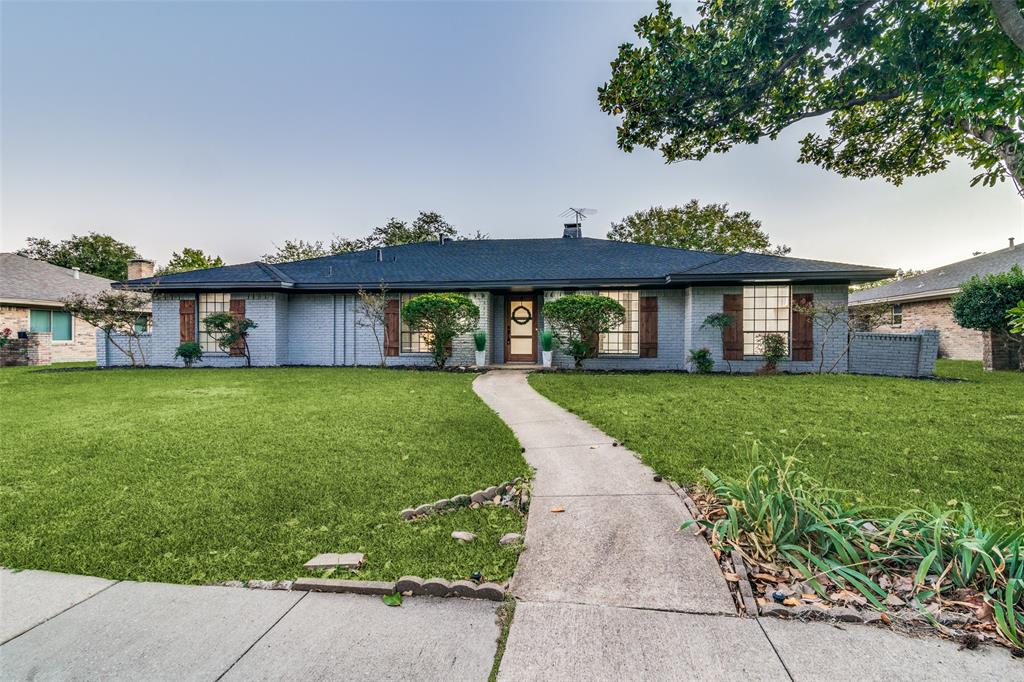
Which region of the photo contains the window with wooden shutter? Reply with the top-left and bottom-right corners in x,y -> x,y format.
722,294 -> 744,360
639,296 -> 658,358
179,299 -> 196,344
384,299 -> 400,357
598,290 -> 639,355
228,298 -> 246,357
791,293 -> 814,361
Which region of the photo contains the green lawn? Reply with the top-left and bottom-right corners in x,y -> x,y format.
0,366 -> 529,585
530,361 -> 1024,524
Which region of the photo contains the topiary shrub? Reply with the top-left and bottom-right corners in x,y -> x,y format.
542,294 -> 625,368
174,342 -> 203,368
688,347 -> 714,373
401,293 -> 480,368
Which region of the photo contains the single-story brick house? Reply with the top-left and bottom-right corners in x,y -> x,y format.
0,253 -> 151,366
849,239 -> 1023,368
109,225 -> 898,372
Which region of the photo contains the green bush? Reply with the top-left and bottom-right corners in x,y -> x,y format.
173,342 -> 203,368
1007,300 -> 1024,336
688,347 -> 714,373
759,333 -> 788,372
472,330 -> 487,352
401,293 -> 480,368
542,294 -> 625,368
952,265 -> 1024,370
539,329 -> 555,352
688,447 -> 1024,646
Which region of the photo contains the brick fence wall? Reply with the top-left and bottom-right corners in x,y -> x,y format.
848,329 -> 939,377
867,297 -> 981,360
0,332 -> 53,367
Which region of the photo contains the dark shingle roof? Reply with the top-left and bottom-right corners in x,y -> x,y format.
118,238 -> 895,291
849,245 -> 1024,305
0,252 -> 119,304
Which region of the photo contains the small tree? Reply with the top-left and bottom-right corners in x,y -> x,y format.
793,301 -> 890,374
203,312 -> 258,367
701,312 -> 735,372
356,283 -> 390,367
542,294 -> 625,368
952,265 -> 1024,370
63,291 -> 150,367
758,333 -> 788,374
400,293 -> 480,368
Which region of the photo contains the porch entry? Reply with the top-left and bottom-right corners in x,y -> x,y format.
505,295 -> 537,363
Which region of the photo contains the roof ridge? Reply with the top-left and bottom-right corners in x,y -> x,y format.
256,261 -> 294,283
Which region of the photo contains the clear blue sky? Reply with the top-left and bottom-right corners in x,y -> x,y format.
2,1 -> 1021,271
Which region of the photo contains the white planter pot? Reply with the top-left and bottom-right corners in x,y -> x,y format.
475,350 -> 486,367
542,350 -> 553,367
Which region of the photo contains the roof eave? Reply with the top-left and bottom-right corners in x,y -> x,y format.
849,287 -> 959,306
667,269 -> 897,285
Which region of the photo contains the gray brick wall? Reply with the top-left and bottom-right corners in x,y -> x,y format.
848,329 -> 939,377
687,285 -> 850,373
97,332 -> 152,366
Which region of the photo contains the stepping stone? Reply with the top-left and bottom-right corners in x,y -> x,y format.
303,552 -> 365,570
451,531 -> 476,542
499,533 -> 523,546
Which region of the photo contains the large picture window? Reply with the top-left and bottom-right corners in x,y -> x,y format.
30,309 -> 73,341
599,290 -> 639,356
742,285 -> 790,356
399,293 -> 432,354
198,293 -> 231,353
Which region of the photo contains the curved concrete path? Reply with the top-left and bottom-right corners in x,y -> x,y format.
474,370 -> 1022,681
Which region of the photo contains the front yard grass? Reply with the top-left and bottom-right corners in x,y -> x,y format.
529,360 -> 1023,524
0,366 -> 529,585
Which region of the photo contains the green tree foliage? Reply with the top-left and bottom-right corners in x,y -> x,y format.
849,268 -> 926,292
63,290 -> 151,366
599,1 -> 1024,194
608,201 -> 790,255
173,342 -> 204,368
1008,300 -> 1024,335
202,312 -> 258,367
262,212 -> 486,264
400,293 -> 480,368
951,265 -> 1024,369
157,248 -> 225,275
542,294 -> 626,368
18,233 -> 141,280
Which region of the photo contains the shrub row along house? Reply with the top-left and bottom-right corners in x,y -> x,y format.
107,224 -> 900,372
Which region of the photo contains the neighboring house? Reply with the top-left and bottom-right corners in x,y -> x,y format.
0,253 -> 152,366
109,224 -> 901,373
849,239 -> 1023,365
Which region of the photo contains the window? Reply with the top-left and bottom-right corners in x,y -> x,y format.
891,304 -> 903,327
599,290 -> 639,355
198,293 -> 231,352
134,316 -> 149,333
742,285 -> 790,356
399,293 -> 432,353
29,309 -> 73,341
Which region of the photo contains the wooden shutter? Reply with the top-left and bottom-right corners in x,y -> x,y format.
228,298 -> 246,357
179,299 -> 196,344
791,293 -> 814,361
384,299 -> 400,357
722,294 -> 744,360
639,296 -> 658,358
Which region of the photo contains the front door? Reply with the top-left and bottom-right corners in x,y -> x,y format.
506,296 -> 537,363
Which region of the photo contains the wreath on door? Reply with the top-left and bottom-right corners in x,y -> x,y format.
511,305 -> 532,325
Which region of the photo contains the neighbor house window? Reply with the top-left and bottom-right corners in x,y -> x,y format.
198,293 -> 231,352
134,316 -> 149,333
29,309 -> 73,341
599,290 -> 639,355
399,293 -> 432,353
742,285 -> 790,356
891,304 -> 903,327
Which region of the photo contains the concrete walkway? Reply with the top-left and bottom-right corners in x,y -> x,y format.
0,568 -> 499,681
473,370 -> 1021,681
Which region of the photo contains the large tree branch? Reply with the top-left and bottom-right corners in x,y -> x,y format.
960,119 -> 1024,194
991,0 -> 1024,52
783,90 -> 903,127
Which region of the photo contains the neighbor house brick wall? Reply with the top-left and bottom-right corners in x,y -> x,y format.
0,305 -> 98,363
687,284 -> 849,373
867,297 -> 982,360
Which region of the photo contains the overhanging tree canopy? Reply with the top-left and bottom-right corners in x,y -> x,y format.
598,1 -> 1024,196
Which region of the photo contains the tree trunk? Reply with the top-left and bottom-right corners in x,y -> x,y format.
961,120 -> 1024,197
991,0 -> 1024,52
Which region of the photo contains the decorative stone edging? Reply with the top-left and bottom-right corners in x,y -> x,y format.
400,478 -> 528,520
292,576 -> 506,601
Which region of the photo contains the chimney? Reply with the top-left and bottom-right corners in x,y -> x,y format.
72,266 -> 81,280
127,259 -> 155,280
1010,237 -> 1016,250
376,248 -> 384,262
562,223 -> 582,239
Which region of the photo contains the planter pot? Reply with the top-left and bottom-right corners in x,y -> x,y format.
475,350 -> 486,367
542,350 -> 553,367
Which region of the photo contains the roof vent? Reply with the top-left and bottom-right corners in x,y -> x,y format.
376,248 -> 384,262
563,223 -> 582,239
1010,237 -> 1016,250
72,266 -> 81,280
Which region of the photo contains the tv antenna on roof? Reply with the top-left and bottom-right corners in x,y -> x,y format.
560,207 -> 597,223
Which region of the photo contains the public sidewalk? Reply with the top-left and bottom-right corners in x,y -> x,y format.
473,370 -> 1019,681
